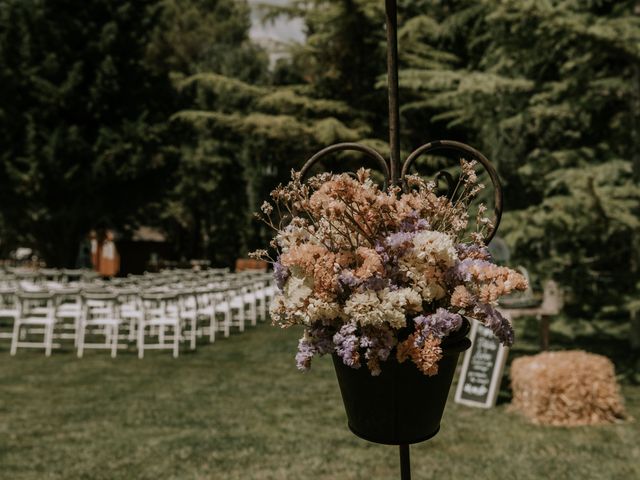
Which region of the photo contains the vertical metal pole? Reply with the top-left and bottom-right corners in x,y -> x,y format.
385,0 -> 401,185
399,444 -> 411,480
388,3 -> 408,474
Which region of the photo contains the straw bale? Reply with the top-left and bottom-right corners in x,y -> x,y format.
510,350 -> 626,426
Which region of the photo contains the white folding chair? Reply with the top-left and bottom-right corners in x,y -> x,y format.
61,269 -> 84,283
226,286 -> 246,333
252,278 -> 275,322
10,292 -> 57,356
77,292 -> 122,358
211,289 -> 232,337
116,288 -> 143,342
54,288 -> 82,344
192,287 -> 218,343
138,292 -> 181,358
241,282 -> 258,327
177,290 -> 198,350
0,287 -> 19,340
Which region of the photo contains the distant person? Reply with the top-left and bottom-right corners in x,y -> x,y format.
75,232 -> 93,269
99,230 -> 120,278
89,230 -> 99,269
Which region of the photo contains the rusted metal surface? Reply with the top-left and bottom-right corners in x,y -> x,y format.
385,0 -> 401,185
299,142 -> 390,182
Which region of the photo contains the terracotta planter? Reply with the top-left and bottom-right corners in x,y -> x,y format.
332,318 -> 471,445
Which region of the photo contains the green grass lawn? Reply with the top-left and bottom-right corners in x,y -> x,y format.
0,322 -> 638,480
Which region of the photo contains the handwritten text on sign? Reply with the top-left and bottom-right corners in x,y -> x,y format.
454,320 -> 509,408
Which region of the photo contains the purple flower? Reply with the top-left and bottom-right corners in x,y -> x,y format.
456,243 -> 491,261
273,259 -> 290,290
374,241 -> 391,265
333,323 -> 361,368
385,231 -> 415,250
362,276 -> 388,291
474,304 -> 515,347
337,270 -> 361,294
360,327 -> 396,375
414,308 -> 463,339
371,234 -> 413,288
399,211 -> 430,233
295,338 -> 315,371
295,324 -> 335,371
310,325 -> 335,355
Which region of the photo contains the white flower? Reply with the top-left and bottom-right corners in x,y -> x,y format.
306,297 -> 344,324
377,289 -> 407,329
344,291 -> 383,327
398,231 -> 457,302
268,268 -> 316,325
413,277 -> 446,302
260,201 -> 273,215
378,288 -> 422,328
343,288 -> 421,330
389,287 -> 423,313
411,231 -> 457,267
284,269 -> 313,308
269,294 -> 288,324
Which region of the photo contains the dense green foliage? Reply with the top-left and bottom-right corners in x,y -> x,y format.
0,0 -> 175,265
395,0 -> 640,320
0,0 -> 638,325
0,0 -> 265,266
150,0 -> 268,264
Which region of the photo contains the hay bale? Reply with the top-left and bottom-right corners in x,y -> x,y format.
510,350 -> 626,426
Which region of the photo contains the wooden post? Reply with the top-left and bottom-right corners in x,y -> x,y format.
539,315 -> 550,350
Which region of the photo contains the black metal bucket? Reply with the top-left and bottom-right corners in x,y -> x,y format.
332,318 -> 472,445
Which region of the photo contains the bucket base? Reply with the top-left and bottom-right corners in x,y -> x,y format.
332,317 -> 472,445
347,423 -> 441,445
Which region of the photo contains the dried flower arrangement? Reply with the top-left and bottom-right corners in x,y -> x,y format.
252,161 -> 527,376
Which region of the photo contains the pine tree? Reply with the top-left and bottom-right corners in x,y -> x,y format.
398,0 -> 640,320
0,0 -> 268,267
0,0 -> 174,266
145,0 -> 270,264
172,72 -> 368,258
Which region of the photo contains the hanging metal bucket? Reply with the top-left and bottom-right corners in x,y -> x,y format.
332,318 -> 472,445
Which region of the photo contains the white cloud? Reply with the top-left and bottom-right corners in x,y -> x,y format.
247,0 -> 305,46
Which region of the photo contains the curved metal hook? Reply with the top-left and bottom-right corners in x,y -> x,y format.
401,140 -> 503,243
299,140 -> 503,242
434,170 -> 455,199
300,142 -> 390,183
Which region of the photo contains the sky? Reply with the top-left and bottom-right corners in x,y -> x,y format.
247,0 -> 305,48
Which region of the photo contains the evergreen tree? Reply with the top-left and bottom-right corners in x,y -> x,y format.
0,0 -> 266,267
398,0 -> 640,320
145,0 -> 270,265
0,0 -> 174,266
262,0 -> 389,138
172,72 -> 368,258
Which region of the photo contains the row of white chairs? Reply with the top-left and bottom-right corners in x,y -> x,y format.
0,267 -> 234,290
0,273 -> 275,358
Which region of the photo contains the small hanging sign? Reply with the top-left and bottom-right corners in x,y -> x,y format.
454,320 -> 509,408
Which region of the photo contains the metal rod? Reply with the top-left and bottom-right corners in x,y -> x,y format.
399,444 -> 411,480
385,0 -> 401,185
